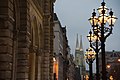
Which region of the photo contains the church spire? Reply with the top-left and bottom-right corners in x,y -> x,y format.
80,35 -> 83,51
76,34 -> 79,50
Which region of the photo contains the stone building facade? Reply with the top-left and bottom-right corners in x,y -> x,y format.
62,27 -> 69,80
53,13 -> 70,80
0,0 -> 55,80
53,13 -> 64,80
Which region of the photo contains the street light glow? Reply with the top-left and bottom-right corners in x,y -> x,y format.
106,64 -> 111,69
118,58 -> 120,62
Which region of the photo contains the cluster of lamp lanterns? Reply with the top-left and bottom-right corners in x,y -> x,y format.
85,0 -> 117,80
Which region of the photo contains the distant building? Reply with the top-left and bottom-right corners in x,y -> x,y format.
75,34 -> 86,80
99,50 -> 120,79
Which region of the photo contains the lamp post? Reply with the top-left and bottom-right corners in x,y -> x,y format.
87,29 -> 100,80
85,47 -> 96,80
88,0 -> 117,80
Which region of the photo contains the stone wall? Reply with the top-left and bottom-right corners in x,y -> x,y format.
0,0 -> 55,80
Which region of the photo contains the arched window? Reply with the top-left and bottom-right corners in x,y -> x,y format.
39,23 -> 43,49
31,16 -> 39,47
29,16 -> 39,80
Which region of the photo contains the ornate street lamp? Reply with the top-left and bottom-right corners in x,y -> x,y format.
87,30 -> 101,80
88,0 -> 118,80
85,47 -> 96,80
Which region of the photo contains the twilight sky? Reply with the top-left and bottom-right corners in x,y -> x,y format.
54,0 -> 120,55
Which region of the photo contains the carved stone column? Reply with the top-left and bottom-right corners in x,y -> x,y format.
16,0 -> 30,80
0,0 -> 15,79
42,14 -> 50,80
42,0 -> 51,79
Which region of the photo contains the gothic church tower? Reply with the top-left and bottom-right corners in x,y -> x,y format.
75,34 -> 86,80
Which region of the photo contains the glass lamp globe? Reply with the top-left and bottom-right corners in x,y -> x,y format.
88,34 -> 93,41
85,47 -> 96,60
107,15 -> 118,26
98,14 -> 108,24
89,16 -> 98,26
87,34 -> 99,42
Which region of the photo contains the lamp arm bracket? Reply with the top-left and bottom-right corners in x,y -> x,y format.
99,36 -> 102,42
86,60 -> 90,64
98,47 -> 101,52
94,31 -> 99,37
104,27 -> 113,40
90,45 -> 95,51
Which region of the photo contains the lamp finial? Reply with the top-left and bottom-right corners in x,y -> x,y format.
110,8 -> 112,11
92,9 -> 96,17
